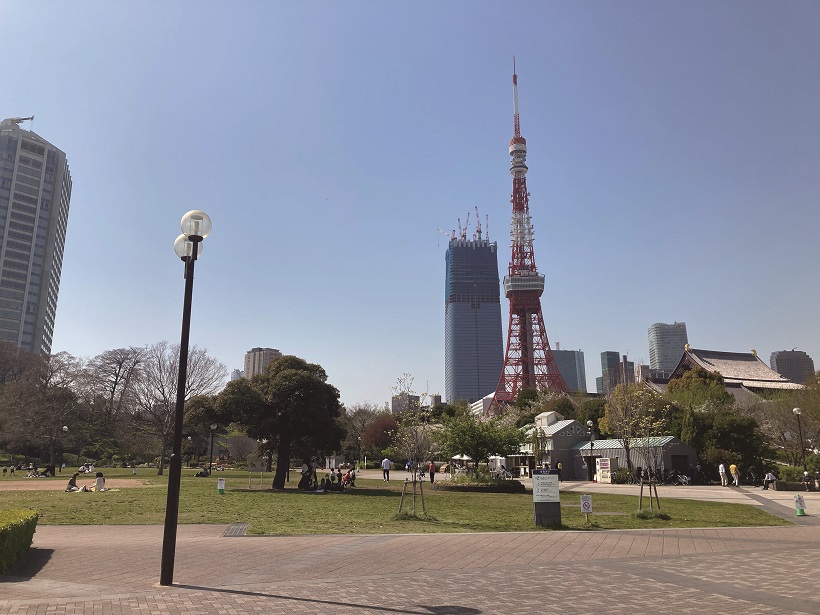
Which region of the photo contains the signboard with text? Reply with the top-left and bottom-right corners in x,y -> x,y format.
532,469 -> 560,503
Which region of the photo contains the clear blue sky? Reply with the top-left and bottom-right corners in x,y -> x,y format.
2,2 -> 819,405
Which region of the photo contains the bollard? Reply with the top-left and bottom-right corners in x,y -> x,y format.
217,478 -> 225,495
132,467 -> 137,476
794,494 -> 807,516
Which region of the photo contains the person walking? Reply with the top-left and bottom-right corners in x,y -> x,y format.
729,462 -> 739,486
802,471 -> 812,492
428,461 -> 437,484
381,457 -> 392,481
719,462 -> 728,486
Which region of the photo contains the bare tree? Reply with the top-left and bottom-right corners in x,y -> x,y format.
131,341 -> 227,474
342,402 -> 381,462
228,435 -> 258,463
82,347 -> 145,420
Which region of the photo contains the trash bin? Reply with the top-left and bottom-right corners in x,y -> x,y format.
217,478 -> 225,495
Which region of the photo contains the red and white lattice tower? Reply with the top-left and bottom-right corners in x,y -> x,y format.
492,64 -> 568,407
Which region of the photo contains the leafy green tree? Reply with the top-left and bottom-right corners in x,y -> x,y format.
666,367 -> 733,410
435,413 -> 522,475
577,397 -> 607,433
697,408 -> 771,475
215,355 -> 344,489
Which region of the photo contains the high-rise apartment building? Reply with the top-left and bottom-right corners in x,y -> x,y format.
0,118 -> 72,354
552,345 -> 587,393
648,322 -> 689,371
770,350 -> 815,385
243,347 -> 282,378
444,237 -> 503,403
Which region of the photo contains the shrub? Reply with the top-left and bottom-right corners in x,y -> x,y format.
633,510 -> 671,520
0,510 -> 39,575
611,467 -> 630,484
776,466 -> 806,482
432,476 -> 526,493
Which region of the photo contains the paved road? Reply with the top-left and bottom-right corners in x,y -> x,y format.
2,483 -> 820,614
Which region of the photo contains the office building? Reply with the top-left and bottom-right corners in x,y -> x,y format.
444,237 -> 503,403
552,345 -> 587,393
244,347 -> 282,378
0,117 -> 72,354
648,322 -> 689,372
600,351 -> 634,395
770,350 -> 815,385
391,393 -> 420,414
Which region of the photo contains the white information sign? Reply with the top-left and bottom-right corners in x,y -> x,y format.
581,494 -> 593,513
247,456 -> 263,472
532,471 -> 560,503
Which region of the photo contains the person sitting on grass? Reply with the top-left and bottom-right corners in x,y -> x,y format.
65,472 -> 90,492
94,471 -> 107,492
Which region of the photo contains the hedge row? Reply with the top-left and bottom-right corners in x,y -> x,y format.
0,510 -> 38,575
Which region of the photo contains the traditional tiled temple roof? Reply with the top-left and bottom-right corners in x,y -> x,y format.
669,348 -> 803,391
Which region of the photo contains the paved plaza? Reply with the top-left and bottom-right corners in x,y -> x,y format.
2,484 -> 820,614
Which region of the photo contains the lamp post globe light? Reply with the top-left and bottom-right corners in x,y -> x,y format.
160,210 -> 211,587
793,407 -> 807,471
586,420 -> 595,482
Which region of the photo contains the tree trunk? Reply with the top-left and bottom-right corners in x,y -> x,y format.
157,440 -> 168,475
272,438 -> 291,489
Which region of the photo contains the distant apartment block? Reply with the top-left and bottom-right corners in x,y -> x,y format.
243,347 -> 282,378
770,350 -> 815,385
552,345 -> 587,393
0,118 -> 72,354
230,369 -> 244,381
648,322 -> 689,372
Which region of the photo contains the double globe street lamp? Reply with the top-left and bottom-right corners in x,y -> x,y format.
160,210 -> 212,587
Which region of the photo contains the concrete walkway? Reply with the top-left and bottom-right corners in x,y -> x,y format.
2,482 -> 820,614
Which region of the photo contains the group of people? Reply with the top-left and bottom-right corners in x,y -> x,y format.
386,457 -> 438,484
298,457 -> 356,492
717,462 -> 820,491
66,471 -> 106,492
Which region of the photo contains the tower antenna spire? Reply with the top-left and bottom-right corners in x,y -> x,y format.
512,57 -> 520,138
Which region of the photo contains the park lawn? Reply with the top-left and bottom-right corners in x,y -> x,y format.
0,469 -> 790,533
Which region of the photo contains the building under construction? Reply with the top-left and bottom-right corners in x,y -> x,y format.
444,214 -> 503,404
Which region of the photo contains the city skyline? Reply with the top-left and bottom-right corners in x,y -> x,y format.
1,3 -> 819,406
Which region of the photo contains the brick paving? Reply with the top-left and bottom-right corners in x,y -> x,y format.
2,485 -> 820,614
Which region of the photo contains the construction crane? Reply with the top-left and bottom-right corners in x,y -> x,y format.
474,206 -> 482,240
5,116 -> 34,125
437,227 -> 456,241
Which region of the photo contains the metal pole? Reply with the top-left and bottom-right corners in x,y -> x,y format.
209,430 -> 215,475
160,243 -> 198,587
796,411 -> 807,471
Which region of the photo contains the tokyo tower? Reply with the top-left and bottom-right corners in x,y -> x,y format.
492,64 -> 568,407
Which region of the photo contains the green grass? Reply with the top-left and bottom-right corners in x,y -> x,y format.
0,468 -> 790,534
